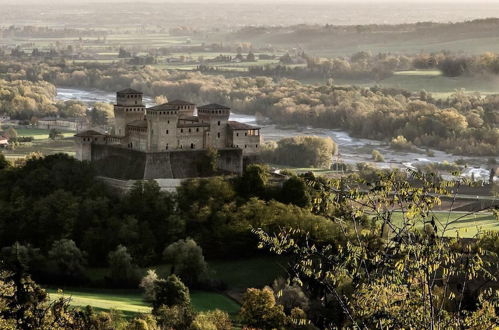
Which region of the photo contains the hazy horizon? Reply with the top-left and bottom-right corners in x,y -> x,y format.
5,0 -> 499,4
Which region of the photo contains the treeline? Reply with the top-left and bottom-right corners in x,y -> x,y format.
0,154 -> 322,285
0,60 -> 497,155
0,79 -> 114,122
261,136 -> 337,168
2,153 -> 499,328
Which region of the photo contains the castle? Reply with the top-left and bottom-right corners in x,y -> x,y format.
75,88 -> 261,179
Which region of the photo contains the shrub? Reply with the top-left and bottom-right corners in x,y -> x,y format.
239,287 -> 288,329
163,239 -> 208,286
107,245 -> 140,286
152,274 -> 191,312
191,310 -> 232,330
48,239 -> 87,280
390,135 -> 416,151
140,269 -> 159,302
371,149 -> 385,162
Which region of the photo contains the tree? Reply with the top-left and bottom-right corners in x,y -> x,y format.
239,287 -> 288,329
255,171 -> 499,328
371,149 -> 385,162
196,146 -> 219,176
0,264 -> 81,329
107,245 -> 139,286
48,128 -> 63,140
48,239 -> 87,280
154,304 -> 194,330
237,164 -> 269,198
191,309 -> 232,330
0,152 -> 9,170
163,239 -> 208,286
272,278 -> 309,313
152,274 -> 191,312
281,176 -> 311,208
139,269 -> 159,302
6,127 -> 17,140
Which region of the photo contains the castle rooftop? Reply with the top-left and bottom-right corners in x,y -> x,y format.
168,99 -> 195,105
117,88 -> 143,94
127,120 -> 148,128
148,103 -> 179,111
228,121 -> 260,130
197,103 -> 231,110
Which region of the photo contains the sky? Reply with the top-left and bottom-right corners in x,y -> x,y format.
4,0 -> 499,3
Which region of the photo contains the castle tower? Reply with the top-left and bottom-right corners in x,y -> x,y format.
146,103 -> 179,152
167,100 -> 196,117
74,130 -> 105,161
197,103 -> 230,149
114,88 -> 145,137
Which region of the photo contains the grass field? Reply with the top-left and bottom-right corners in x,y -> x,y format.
335,70 -> 499,98
2,127 -> 76,160
47,288 -> 240,318
388,211 -> 498,238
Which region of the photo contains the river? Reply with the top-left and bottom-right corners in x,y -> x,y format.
56,87 -> 490,171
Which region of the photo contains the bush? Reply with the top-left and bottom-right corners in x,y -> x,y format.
261,136 -> 337,168
390,135 -> 416,152
139,269 -> 159,302
191,310 -> 232,330
48,239 -> 87,280
163,239 -> 208,286
371,149 -> 385,162
152,274 -> 191,312
107,245 -> 140,286
239,287 -> 288,329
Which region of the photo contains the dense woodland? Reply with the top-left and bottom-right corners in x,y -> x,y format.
0,60 -> 498,156
1,153 -> 499,328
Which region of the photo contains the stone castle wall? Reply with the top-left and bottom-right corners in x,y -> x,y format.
90,144 -> 243,179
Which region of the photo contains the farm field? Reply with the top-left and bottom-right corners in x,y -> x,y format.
388,211 -> 498,238
1,127 -> 75,160
335,70 -> 499,98
47,288 -> 240,318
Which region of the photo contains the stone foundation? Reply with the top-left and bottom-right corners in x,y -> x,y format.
90,144 -> 243,179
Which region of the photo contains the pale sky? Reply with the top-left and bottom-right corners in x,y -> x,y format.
4,0 -> 499,3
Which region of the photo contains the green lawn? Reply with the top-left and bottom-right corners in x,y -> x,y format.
387,211 -> 498,238
3,127 -> 74,140
47,288 -> 240,318
85,256 -> 286,291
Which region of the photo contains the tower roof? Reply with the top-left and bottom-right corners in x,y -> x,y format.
168,99 -> 195,106
228,121 -> 260,130
197,103 -> 230,110
148,103 -> 179,111
117,88 -> 143,94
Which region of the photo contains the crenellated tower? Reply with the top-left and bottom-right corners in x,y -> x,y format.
146,103 -> 179,152
197,103 -> 230,149
114,88 -> 146,137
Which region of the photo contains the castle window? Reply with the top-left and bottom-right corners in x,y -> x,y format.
135,101 -> 137,105
236,133 -> 239,137
190,143 -> 194,149
166,130 -> 169,134
217,132 -> 220,138
217,121 -> 220,126
166,144 -> 168,150
189,128 -> 191,133
256,144 -> 258,148
196,128 -> 199,132
245,145 -> 247,148
245,132 -> 248,136
168,120 -> 170,124
181,129 -> 184,133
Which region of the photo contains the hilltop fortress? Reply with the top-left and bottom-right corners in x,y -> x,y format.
75,88 -> 261,179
